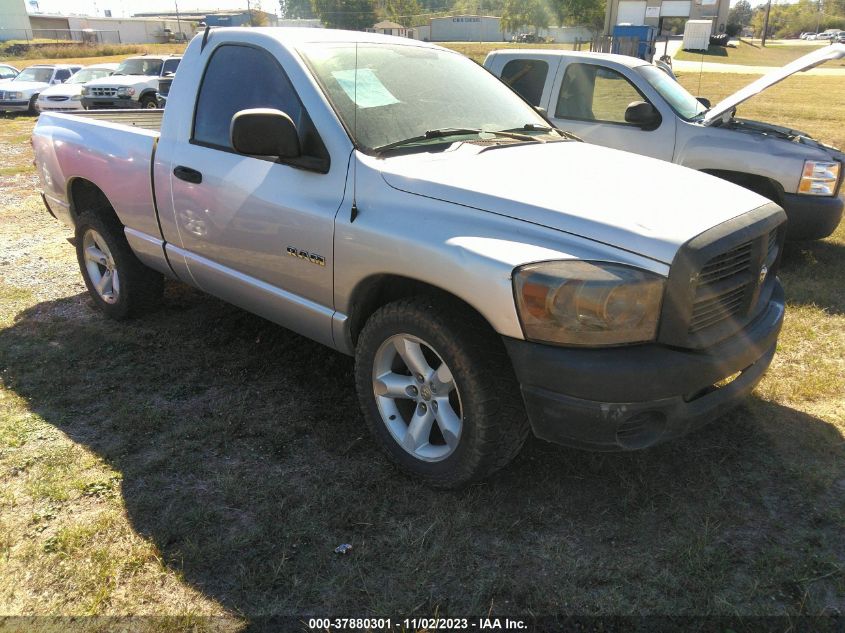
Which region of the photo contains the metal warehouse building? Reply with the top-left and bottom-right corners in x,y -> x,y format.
603,0 -> 730,35
418,15 -> 594,43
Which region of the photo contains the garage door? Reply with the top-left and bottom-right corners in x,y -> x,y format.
661,0 -> 691,17
616,0 -> 647,24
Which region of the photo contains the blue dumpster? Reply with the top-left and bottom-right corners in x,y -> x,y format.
612,24 -> 657,61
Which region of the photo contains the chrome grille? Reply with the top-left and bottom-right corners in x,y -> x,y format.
90,87 -> 117,97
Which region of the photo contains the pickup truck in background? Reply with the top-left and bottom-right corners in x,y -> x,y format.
81,54 -> 181,110
33,28 -> 786,487
0,64 -> 82,114
485,44 -> 845,240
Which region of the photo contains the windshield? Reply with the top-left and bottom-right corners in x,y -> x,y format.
299,43 -> 551,152
15,67 -> 53,83
636,64 -> 707,120
68,68 -> 113,84
115,58 -> 163,76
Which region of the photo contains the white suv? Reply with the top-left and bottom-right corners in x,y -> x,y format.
81,55 -> 181,109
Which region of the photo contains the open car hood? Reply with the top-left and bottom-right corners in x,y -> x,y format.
702,43 -> 845,126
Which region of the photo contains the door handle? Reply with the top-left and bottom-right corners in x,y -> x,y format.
173,165 -> 202,184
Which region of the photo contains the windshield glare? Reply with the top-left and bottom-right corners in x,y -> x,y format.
115,59 -> 163,76
636,65 -> 707,120
69,68 -> 113,84
300,43 -> 550,151
15,67 -> 53,83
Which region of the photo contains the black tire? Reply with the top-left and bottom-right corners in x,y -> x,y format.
139,94 -> 157,109
354,296 -> 530,488
74,211 -> 163,320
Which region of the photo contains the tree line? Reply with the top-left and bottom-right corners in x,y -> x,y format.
279,0 -> 605,32
728,0 -> 845,37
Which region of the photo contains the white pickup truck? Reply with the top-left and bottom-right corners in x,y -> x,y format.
33,28 -> 786,487
485,45 -> 845,240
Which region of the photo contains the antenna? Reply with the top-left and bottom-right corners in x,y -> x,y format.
201,25 -> 212,51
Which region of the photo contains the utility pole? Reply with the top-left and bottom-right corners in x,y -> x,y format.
761,0 -> 771,47
174,0 -> 183,41
247,0 -> 255,26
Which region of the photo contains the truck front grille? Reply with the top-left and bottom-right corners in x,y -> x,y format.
90,87 -> 118,97
658,204 -> 786,349
46,95 -> 69,101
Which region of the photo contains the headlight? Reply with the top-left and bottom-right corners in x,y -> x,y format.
117,87 -> 135,97
70,94 -> 82,101
513,261 -> 665,346
799,160 -> 840,196
81,87 -> 89,95
10,92 -> 22,99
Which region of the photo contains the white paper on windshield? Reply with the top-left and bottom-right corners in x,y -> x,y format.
331,69 -> 400,109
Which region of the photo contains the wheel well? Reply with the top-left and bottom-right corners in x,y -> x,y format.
68,178 -> 120,228
347,275 -> 496,347
139,90 -> 157,101
701,169 -> 783,203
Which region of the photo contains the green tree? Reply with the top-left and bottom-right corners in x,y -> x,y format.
382,0 -> 422,25
280,0 -> 316,19
550,0 -> 604,29
502,0 -> 550,33
312,0 -> 377,29
728,0 -> 753,27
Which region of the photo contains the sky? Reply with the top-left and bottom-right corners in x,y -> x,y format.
28,0 -> 276,18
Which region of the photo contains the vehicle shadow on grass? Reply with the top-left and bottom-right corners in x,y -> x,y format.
780,235 -> 845,314
1,285 -> 843,622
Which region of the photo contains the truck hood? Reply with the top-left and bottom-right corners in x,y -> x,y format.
703,43 -> 845,126
375,141 -> 769,265
85,75 -> 157,88
2,80 -> 49,94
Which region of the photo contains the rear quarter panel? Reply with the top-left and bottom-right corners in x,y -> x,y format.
33,112 -> 161,238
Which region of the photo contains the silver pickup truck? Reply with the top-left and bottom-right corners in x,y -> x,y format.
485,45 -> 845,240
33,28 -> 786,487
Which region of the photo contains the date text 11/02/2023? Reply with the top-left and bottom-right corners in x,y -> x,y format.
307,618 -> 528,630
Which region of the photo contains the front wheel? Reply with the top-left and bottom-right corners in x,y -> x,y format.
354,297 -> 529,488
139,95 -> 157,109
75,211 -> 163,319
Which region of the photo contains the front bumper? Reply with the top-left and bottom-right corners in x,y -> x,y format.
81,96 -> 140,110
780,193 -> 843,240
504,281 -> 785,451
37,101 -> 84,112
0,99 -> 30,111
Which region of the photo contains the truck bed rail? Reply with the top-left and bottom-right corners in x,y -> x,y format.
66,109 -> 164,132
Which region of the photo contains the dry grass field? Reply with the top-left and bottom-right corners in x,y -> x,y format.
674,39 -> 845,67
0,43 -> 843,631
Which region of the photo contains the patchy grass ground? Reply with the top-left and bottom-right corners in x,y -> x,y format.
675,72 -> 845,150
674,39 -> 844,67
0,43 -> 187,68
1,68 -> 844,630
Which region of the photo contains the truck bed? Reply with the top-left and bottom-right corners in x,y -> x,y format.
65,109 -> 164,133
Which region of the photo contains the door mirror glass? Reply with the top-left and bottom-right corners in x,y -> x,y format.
624,101 -> 661,129
230,108 -> 301,159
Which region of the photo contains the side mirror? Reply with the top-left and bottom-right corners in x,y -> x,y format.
624,101 -> 661,130
697,97 -> 711,108
230,108 -> 300,159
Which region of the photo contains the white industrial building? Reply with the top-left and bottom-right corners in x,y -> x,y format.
0,0 -> 31,40
417,15 -> 593,43
604,0 -> 730,34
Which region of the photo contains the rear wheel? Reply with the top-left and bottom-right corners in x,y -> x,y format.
354,296 -> 529,488
75,211 -> 163,319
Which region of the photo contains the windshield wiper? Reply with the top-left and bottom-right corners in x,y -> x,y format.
374,127 -> 540,153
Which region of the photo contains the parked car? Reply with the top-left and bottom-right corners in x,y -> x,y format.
33,28 -> 787,487
819,29 -> 842,40
36,63 -> 119,112
0,64 -> 20,82
0,64 -> 82,114
485,45 -> 845,240
81,54 -> 181,109
156,75 -> 173,108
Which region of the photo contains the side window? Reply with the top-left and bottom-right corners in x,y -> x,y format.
55,69 -> 71,82
194,45 -> 308,152
162,58 -> 180,75
500,59 -> 549,106
555,63 -> 646,124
